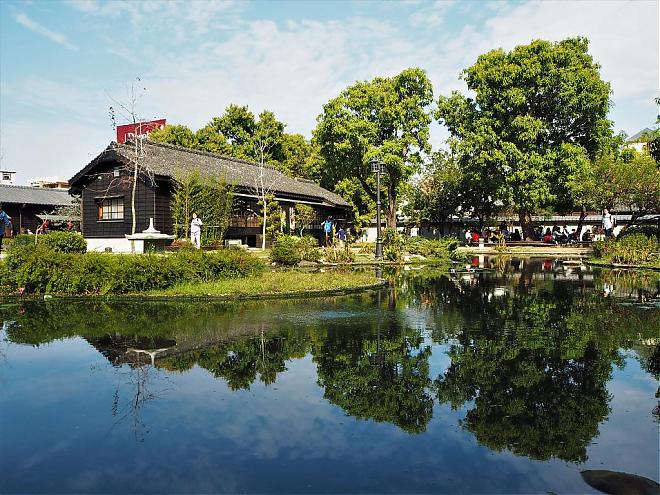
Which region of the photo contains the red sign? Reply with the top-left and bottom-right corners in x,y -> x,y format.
116,119 -> 166,144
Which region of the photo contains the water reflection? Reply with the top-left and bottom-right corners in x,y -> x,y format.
0,259 -> 658,492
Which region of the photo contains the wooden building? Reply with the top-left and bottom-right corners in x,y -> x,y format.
0,184 -> 75,234
68,140 -> 351,252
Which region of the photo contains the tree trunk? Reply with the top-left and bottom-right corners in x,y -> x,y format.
519,210 -> 534,240
261,193 -> 267,250
576,205 -> 587,238
131,164 -> 138,235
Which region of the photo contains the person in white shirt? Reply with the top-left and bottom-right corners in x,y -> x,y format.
602,208 -> 613,238
190,212 -> 203,249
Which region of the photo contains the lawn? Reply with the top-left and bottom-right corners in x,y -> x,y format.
147,269 -> 383,298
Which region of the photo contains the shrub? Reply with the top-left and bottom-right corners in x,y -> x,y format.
618,224 -> 660,240
269,235 -> 322,265
298,236 -> 322,262
40,232 -> 87,253
405,236 -> 459,259
8,233 -> 86,259
594,234 -> 659,266
323,245 -> 355,263
169,239 -> 197,251
6,246 -> 264,295
383,228 -> 403,261
270,235 -> 302,266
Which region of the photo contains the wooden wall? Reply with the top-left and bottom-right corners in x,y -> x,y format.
79,160 -> 173,238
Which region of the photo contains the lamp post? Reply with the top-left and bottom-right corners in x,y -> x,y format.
370,159 -> 384,259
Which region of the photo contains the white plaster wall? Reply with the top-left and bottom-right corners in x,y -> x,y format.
85,238 -> 144,253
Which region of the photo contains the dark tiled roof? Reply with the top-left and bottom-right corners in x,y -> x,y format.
627,128 -> 654,142
0,184 -> 73,206
71,141 -> 351,208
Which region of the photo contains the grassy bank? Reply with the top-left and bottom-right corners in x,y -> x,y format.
146,269 -> 384,298
590,234 -> 660,270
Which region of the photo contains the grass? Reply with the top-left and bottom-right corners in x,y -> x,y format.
146,269 -> 383,298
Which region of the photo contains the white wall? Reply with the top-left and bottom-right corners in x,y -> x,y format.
85,238 -> 144,254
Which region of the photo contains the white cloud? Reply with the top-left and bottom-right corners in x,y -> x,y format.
409,0 -> 455,29
3,0 -> 658,182
13,11 -> 79,51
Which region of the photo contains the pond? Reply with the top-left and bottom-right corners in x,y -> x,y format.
1,258 -> 658,493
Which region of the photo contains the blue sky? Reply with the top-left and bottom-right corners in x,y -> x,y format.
1,0 -> 658,183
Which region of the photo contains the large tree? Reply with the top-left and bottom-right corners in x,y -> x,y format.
150,105 -> 319,180
315,68 -> 434,228
437,38 -> 612,238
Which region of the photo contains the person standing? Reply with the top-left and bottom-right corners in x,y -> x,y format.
0,203 -> 12,253
336,225 -> 347,248
602,208 -> 614,238
190,212 -> 203,249
323,216 -> 334,246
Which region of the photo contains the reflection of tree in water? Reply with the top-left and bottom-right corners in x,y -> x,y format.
312,293 -> 434,434
2,266 -> 658,446
158,327 -> 308,390
426,270 -> 656,463
109,355 -> 171,443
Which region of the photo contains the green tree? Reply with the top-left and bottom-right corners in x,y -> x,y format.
149,124 -> 199,149
170,170 -> 233,243
294,204 -> 315,236
411,151 -> 464,235
315,68 -> 434,228
437,38 -> 612,238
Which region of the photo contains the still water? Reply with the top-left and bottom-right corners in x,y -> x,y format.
1,259 -> 658,493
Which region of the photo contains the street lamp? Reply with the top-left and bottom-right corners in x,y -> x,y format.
370,159 -> 384,259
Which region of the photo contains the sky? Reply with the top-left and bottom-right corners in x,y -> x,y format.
0,0 -> 658,184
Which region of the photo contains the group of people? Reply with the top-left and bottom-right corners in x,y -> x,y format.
323,216 -> 347,247
464,223 -> 523,245
464,209 -> 616,245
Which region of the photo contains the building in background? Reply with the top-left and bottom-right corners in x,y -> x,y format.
626,128 -> 655,153
27,177 -> 69,189
1,170 -> 16,185
0,184 -> 76,234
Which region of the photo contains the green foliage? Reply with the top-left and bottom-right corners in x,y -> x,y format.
6,246 -> 264,295
593,234 -> 659,266
269,235 -> 322,265
151,105 -> 322,179
405,236 -> 459,259
298,236 -> 322,262
383,228 -> 404,261
323,244 -> 355,263
410,151 -> 464,225
269,235 -> 302,266
8,233 -> 86,255
41,232 -> 87,253
294,204 -> 315,236
262,195 -> 282,241
437,38 -> 612,234
170,170 -> 234,244
315,68 -> 434,228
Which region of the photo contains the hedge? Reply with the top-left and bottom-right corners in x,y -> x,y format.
270,235 -> 322,265
4,243 -> 264,295
405,236 -> 459,259
10,232 -> 87,254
